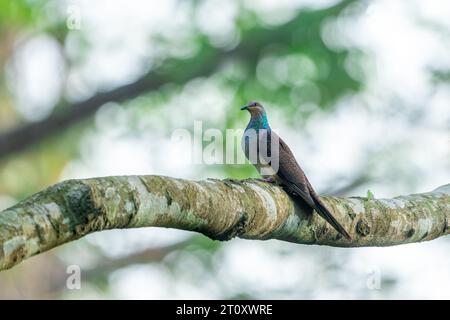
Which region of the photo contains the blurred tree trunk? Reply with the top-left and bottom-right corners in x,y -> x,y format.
0,175 -> 449,271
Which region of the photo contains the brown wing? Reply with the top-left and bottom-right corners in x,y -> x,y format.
273,134 -> 315,207
271,131 -> 352,240
249,129 -> 313,205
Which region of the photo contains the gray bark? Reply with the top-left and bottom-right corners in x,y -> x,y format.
0,175 -> 449,270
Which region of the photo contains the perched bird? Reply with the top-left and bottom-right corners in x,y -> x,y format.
241,101 -> 351,240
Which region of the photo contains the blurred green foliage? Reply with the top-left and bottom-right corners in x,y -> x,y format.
0,0 -> 366,197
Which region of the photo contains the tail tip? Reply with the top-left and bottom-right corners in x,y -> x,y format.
342,231 -> 352,241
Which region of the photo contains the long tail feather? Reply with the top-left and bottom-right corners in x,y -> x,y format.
312,198 -> 352,240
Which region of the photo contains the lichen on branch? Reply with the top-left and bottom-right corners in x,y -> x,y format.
0,175 -> 449,271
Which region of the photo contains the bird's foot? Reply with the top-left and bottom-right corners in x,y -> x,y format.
257,177 -> 276,184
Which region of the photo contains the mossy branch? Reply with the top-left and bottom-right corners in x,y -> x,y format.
0,175 -> 449,270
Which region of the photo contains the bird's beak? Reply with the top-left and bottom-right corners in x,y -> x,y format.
240,105 -> 248,111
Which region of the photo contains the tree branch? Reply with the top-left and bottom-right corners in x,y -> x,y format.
0,175 -> 449,270
83,239 -> 192,280
0,49 -> 219,158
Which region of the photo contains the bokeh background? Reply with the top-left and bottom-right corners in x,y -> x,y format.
0,0 -> 449,299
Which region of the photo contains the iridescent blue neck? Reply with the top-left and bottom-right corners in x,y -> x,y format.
247,113 -> 270,130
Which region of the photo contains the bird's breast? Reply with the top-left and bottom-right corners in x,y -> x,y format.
242,128 -> 279,179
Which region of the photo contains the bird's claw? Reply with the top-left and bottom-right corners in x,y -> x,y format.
257,177 -> 276,184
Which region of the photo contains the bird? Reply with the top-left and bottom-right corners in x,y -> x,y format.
241,101 -> 352,240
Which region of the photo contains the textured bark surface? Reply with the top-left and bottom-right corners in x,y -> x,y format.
0,175 -> 449,270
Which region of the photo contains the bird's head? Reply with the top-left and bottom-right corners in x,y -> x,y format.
240,101 -> 266,116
